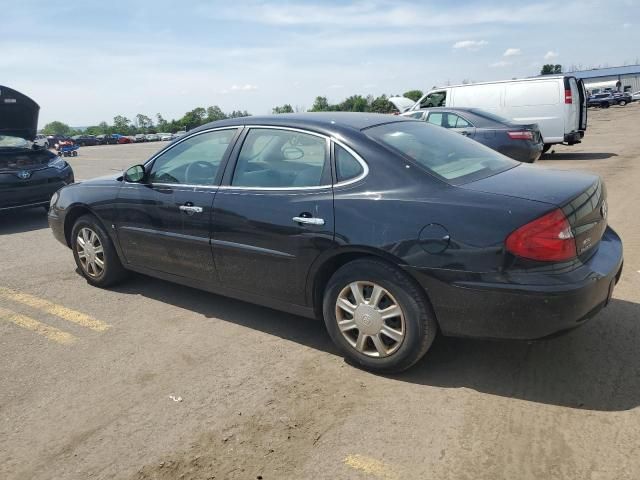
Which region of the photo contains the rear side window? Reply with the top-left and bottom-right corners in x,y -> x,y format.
446,113 -> 472,128
232,128 -> 328,188
426,113 -> 443,126
335,144 -> 364,182
365,121 -> 516,184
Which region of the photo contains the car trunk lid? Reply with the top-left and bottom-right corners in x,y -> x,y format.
462,164 -> 607,259
0,86 -> 40,141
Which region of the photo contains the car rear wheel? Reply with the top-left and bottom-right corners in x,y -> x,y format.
618,100 -> 627,106
71,214 -> 127,287
322,258 -> 437,373
601,102 -> 610,108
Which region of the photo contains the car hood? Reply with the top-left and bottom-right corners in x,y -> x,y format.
0,86 -> 40,141
388,96 -> 417,113
461,164 -> 598,207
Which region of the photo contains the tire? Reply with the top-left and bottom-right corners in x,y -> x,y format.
542,144 -> 552,154
601,102 -> 610,108
618,100 -> 627,106
322,258 -> 437,373
71,214 -> 127,287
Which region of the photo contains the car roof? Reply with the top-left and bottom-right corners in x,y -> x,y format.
190,112 -> 411,136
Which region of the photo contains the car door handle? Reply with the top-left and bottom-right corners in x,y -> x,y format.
292,216 -> 325,226
179,205 -> 203,214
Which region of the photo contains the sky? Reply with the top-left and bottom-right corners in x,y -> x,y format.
3,0 -> 639,127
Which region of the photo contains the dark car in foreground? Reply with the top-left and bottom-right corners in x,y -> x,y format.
48,113 -> 623,372
402,107 -> 544,162
1,85 -> 74,212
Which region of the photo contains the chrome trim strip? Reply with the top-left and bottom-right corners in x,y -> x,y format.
119,226 -> 210,244
0,201 -> 48,211
125,124 -> 370,192
211,239 -> 295,258
142,126 -> 240,169
221,125 -> 369,191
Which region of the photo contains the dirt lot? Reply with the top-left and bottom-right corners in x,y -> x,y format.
1,105 -> 639,480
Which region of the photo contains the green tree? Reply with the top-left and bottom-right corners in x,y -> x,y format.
181,107 -> 207,130
156,114 -> 169,132
228,110 -> 250,118
541,64 -> 562,75
113,115 -> 131,133
206,106 -> 227,122
310,96 -> 331,112
340,95 -> 368,112
42,121 -> 73,135
135,114 -> 153,132
272,104 -> 294,114
369,94 -> 396,113
402,90 -> 423,102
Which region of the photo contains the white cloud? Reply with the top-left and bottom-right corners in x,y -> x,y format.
490,60 -> 511,67
544,51 -> 559,60
230,84 -> 258,91
503,48 -> 521,57
453,40 -> 488,50
623,22 -> 632,28
328,84 -> 344,89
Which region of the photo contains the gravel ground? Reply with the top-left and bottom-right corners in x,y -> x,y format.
1,105 -> 639,480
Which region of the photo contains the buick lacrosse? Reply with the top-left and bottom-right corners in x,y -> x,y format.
49,113 -> 623,372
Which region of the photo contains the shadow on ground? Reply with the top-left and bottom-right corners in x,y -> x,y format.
114,274 -> 640,412
0,208 -> 49,234
542,152 -> 618,161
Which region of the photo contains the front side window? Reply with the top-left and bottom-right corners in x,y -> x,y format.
426,112 -> 444,126
148,129 -> 237,185
420,91 -> 446,108
335,144 -> 364,182
365,121 -> 516,184
232,128 -> 328,188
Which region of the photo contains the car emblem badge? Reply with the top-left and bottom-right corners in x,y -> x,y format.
17,170 -> 31,179
601,200 -> 608,220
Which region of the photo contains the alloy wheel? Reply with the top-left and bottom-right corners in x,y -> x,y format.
76,227 -> 105,278
335,281 -> 406,358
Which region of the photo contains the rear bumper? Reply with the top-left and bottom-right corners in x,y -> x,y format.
406,227 -> 624,340
564,131 -> 582,145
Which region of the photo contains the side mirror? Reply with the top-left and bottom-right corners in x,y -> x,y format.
124,164 -> 146,183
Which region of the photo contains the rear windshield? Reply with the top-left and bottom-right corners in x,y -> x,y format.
365,121 -> 517,184
467,109 -> 509,124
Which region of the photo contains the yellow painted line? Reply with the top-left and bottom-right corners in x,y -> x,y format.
0,287 -> 110,332
344,454 -> 398,480
0,306 -> 77,345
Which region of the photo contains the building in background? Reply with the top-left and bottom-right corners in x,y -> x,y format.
571,65 -> 640,94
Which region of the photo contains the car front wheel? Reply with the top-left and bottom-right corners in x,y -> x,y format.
71,214 -> 127,287
323,258 -> 437,373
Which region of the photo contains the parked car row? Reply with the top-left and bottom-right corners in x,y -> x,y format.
587,92 -> 634,108
42,132 -> 186,148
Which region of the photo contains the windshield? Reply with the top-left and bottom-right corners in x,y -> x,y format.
365,121 -> 517,184
0,135 -> 30,149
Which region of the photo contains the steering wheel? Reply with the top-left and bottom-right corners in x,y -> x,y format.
185,161 -> 213,184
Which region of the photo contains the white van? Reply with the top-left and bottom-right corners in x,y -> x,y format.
391,75 -> 587,151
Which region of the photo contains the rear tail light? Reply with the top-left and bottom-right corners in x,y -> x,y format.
507,130 -> 534,140
565,89 -> 573,104
506,209 -> 576,262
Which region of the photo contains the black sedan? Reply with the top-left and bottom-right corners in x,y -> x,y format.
402,107 -> 544,162
48,113 -> 623,372
1,85 -> 74,212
